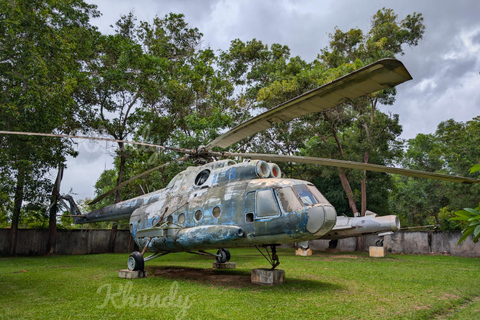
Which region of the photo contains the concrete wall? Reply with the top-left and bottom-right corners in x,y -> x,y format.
1,229 -> 479,257
0,228 -> 134,256
302,231 -> 480,257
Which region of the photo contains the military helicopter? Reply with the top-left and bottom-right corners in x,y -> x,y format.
2,59 -> 479,271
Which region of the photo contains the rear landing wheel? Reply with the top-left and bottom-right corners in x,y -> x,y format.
216,248 -> 231,263
128,251 -> 144,271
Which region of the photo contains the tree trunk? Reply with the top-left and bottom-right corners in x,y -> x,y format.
109,142 -> 126,253
338,169 -> 358,214
114,142 -> 126,204
47,165 -> 63,255
324,112 -> 358,215
357,151 -> 370,252
47,202 -> 58,255
9,167 -> 25,255
361,174 -> 367,216
361,151 -> 369,216
356,236 -> 365,252
356,173 -> 367,251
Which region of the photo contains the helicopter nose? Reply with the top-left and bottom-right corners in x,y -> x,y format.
306,205 -> 337,235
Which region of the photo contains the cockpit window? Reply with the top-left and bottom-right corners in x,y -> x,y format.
275,187 -> 303,213
256,189 -> 280,217
307,185 -> 331,204
293,184 -> 318,206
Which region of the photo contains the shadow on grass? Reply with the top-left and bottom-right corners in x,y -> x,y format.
146,265 -> 342,292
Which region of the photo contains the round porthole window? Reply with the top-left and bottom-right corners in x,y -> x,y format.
167,215 -> 173,223
178,213 -> 185,224
213,206 -> 221,218
195,169 -> 210,186
195,210 -> 202,221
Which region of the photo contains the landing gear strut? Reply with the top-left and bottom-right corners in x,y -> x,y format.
255,245 -> 280,270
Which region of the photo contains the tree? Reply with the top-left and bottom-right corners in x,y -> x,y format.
314,8 -> 424,216
214,9 -> 425,252
84,13 -> 234,243
0,0 -> 99,254
392,118 -> 480,227
248,9 -> 424,221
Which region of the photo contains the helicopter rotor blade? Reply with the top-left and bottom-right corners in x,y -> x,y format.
0,130 -> 196,155
215,152 -> 480,185
88,155 -> 189,205
206,58 -> 412,150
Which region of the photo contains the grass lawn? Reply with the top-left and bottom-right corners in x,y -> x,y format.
1,249 -> 479,319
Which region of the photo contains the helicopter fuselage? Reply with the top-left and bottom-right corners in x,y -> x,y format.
75,159 -> 338,253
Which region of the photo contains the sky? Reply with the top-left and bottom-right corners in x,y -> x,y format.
62,0 -> 480,201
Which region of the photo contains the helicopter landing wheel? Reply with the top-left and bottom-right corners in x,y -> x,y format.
216,248 -> 231,263
375,239 -> 384,247
127,251 -> 144,271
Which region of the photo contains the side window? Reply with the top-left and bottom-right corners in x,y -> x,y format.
275,187 -> 303,213
256,189 -> 280,217
293,184 -> 318,206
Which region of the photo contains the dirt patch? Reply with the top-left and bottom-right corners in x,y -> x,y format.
307,254 -> 361,261
332,255 -> 359,259
147,266 -> 252,288
439,293 -> 461,300
414,305 -> 431,310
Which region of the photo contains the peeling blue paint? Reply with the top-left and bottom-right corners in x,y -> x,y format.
79,160 -> 338,254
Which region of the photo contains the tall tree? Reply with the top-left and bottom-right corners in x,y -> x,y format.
392,118 -> 480,227
0,0 -> 99,254
85,13 -> 234,245
254,8 -> 424,217
316,8 -> 424,216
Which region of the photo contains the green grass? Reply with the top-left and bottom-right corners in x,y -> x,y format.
1,249 -> 479,319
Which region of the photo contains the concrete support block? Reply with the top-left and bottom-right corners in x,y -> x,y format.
326,247 -> 340,253
251,268 -> 285,286
295,248 -> 313,256
369,246 -> 386,257
212,262 -> 236,269
118,269 -> 147,279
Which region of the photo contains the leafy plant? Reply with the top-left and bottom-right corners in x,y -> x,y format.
450,164 -> 480,244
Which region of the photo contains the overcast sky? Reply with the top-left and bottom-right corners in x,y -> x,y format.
62,0 -> 480,201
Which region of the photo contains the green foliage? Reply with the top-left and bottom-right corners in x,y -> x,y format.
320,8 -> 425,67
3,3 -> 477,237
451,203 -> 480,244
394,119 -> 480,227
470,164 -> 480,174
449,163 -> 480,244
243,8 -> 424,215
0,0 -> 99,232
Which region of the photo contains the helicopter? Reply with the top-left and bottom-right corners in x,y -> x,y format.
2,59 -> 479,271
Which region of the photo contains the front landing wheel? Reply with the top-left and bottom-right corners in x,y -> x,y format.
216,248 -> 231,263
127,251 -> 144,271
